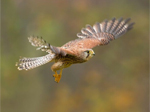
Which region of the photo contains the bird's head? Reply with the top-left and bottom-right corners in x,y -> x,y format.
82,49 -> 95,61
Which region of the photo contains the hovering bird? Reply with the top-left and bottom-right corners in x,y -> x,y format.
16,17 -> 134,83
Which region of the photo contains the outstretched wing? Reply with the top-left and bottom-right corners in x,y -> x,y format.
28,18 -> 134,57
28,36 -> 75,56
62,17 -> 134,50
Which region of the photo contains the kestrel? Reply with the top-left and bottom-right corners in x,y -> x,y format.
16,17 -> 134,83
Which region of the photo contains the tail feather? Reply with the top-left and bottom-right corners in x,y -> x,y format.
16,54 -> 55,70
77,17 -> 134,40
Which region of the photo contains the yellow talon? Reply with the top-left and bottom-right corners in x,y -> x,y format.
53,70 -> 62,83
55,74 -> 62,83
53,72 -> 58,78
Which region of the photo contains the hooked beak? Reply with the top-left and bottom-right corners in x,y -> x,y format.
92,53 -> 95,56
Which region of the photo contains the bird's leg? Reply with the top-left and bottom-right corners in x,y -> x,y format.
53,71 -> 58,78
53,69 -> 63,83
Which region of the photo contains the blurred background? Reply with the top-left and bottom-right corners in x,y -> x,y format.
1,0 -> 149,112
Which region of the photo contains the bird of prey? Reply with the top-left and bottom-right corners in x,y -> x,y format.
16,17 -> 134,83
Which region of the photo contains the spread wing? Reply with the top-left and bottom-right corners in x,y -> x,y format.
62,17 -> 134,50
28,18 -> 134,57
28,36 -> 75,56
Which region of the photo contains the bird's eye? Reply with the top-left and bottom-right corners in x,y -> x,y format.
86,51 -> 90,53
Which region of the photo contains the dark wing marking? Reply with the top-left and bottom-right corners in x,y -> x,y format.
76,17 -> 134,46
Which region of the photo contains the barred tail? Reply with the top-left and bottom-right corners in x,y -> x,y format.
16,54 -> 55,70
77,17 -> 134,40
